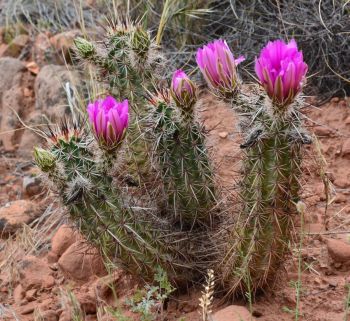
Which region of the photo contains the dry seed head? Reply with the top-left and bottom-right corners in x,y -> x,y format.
199,269 -> 215,321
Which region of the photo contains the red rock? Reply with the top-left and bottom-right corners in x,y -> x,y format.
0,200 -> 41,235
25,61 -> 40,75
58,240 -> 106,281
34,64 -> 78,120
213,305 -> 255,321
18,255 -> 55,291
334,178 -> 349,188
50,225 -> 81,260
334,194 -> 347,203
25,288 -> 37,301
331,97 -> 340,103
0,34 -> 29,58
0,57 -> 35,152
50,30 -> 81,63
58,310 -> 72,321
91,271 -> 122,300
13,284 -> 24,304
313,126 -> 332,137
304,223 -> 324,234
19,301 -> 36,315
23,175 -> 43,197
39,298 -> 54,311
33,32 -> 52,66
75,292 -> 96,314
39,310 -> 59,321
327,238 -> 350,263
342,139 -> 350,158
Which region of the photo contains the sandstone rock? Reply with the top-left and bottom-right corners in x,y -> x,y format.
334,178 -> 349,188
0,57 -> 34,151
58,310 -> 73,321
17,110 -> 45,157
23,175 -> 43,197
327,238 -> 350,263
342,139 -> 350,158
25,288 -> 37,301
219,131 -> 228,138
0,34 -> 29,58
26,61 -> 40,75
19,301 -> 36,315
35,64 -> 77,120
18,255 -> 55,290
0,200 -> 41,235
75,292 -> 96,314
213,305 -> 255,321
33,32 -> 53,66
51,224 -> 81,259
331,97 -> 340,103
13,284 -> 24,304
50,30 -> 81,63
314,126 -> 332,137
39,310 -> 59,321
91,271 -> 121,298
58,240 -> 106,281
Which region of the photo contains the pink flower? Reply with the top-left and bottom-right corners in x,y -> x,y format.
170,69 -> 196,109
196,39 -> 245,96
87,96 -> 129,149
255,39 -> 308,107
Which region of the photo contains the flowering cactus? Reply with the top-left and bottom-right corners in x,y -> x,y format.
170,70 -> 197,110
196,39 -> 245,97
255,39 -> 308,107
87,96 -> 129,151
215,38 -> 311,297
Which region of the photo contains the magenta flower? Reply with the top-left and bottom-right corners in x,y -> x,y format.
170,69 -> 197,109
87,96 -> 129,150
255,39 -> 308,107
196,39 -> 245,96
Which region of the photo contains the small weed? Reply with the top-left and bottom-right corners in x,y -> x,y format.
126,267 -> 175,321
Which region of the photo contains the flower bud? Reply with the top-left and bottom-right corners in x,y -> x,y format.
255,39 -> 308,108
196,39 -> 245,98
33,147 -> 56,172
170,70 -> 197,110
74,37 -> 96,59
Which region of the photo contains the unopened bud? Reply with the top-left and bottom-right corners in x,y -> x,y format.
74,37 -> 96,59
33,147 -> 56,172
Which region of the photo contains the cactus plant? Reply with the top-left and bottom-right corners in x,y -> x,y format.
35,28 -> 312,300
34,103 -> 199,285
146,73 -> 217,229
74,22 -> 162,186
197,38 -> 310,296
